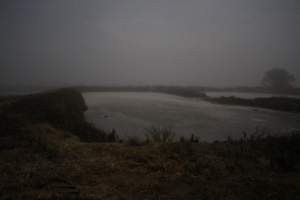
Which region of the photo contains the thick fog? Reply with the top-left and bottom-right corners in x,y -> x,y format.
1,0 -> 300,87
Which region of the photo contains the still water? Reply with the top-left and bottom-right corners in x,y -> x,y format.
83,92 -> 300,142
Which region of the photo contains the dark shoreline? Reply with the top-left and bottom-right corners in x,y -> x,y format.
205,96 -> 300,113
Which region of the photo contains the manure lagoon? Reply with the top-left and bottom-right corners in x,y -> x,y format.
84,92 -> 300,141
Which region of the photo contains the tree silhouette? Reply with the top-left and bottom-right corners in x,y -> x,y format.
262,68 -> 295,90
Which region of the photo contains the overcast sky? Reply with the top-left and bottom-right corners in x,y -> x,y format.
1,0 -> 300,87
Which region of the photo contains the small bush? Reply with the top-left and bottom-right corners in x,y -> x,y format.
126,136 -> 143,146
145,126 -> 175,143
179,134 -> 200,143
224,130 -> 300,172
189,134 -> 199,143
263,132 -> 300,172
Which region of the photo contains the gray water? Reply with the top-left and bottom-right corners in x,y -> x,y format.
83,92 -> 300,142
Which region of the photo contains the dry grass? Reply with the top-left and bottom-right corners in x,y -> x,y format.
145,126 -> 176,143
1,125 -> 300,199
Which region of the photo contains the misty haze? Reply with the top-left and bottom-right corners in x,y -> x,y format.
1,1 -> 300,199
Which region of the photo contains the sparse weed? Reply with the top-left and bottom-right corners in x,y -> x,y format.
145,126 -> 175,143
126,136 -> 143,146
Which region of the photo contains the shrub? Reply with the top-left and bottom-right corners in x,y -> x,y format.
263,132 -> 300,172
145,126 -> 175,143
126,136 -> 143,146
224,130 -> 300,172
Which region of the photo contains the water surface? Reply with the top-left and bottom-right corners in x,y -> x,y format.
84,92 -> 300,141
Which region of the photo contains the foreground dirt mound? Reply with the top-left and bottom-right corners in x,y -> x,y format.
2,89 -> 86,131
0,89 -> 115,142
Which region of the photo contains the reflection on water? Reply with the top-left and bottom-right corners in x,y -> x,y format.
83,92 -> 300,142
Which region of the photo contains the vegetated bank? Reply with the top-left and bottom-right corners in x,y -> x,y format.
0,88 -> 299,199
205,96 -> 300,113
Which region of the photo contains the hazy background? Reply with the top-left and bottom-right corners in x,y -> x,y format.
1,0 -> 300,87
